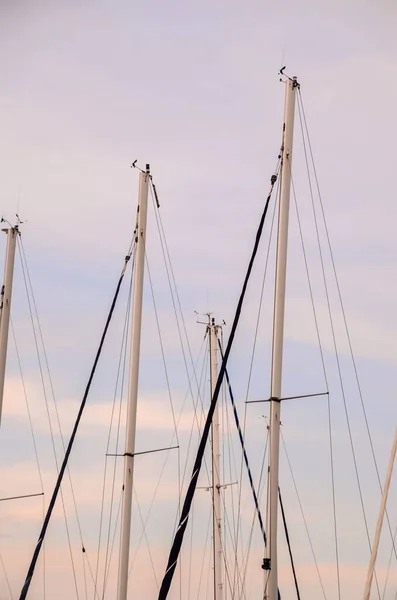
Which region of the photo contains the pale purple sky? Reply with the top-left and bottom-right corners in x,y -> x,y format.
1,1 -> 397,599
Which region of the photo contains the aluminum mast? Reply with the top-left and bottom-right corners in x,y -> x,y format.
265,76 -> 298,600
209,316 -> 223,600
0,224 -> 18,426
117,165 -> 150,600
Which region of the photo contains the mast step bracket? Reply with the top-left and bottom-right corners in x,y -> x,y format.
262,558 -> 271,571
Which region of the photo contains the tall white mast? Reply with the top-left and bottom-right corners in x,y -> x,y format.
0,225 -> 18,426
266,77 -> 298,600
363,427 -> 397,600
209,316 -> 223,600
117,165 -> 150,600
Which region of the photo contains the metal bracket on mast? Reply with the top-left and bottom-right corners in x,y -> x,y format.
278,67 -> 300,89
246,391 -> 329,404
106,445 -> 179,458
197,481 -> 238,492
131,160 -> 160,207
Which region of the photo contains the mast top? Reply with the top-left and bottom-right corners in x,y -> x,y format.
0,216 -> 21,234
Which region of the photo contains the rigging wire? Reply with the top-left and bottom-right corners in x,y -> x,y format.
94,256 -> 134,600
290,164 -> 343,600
219,350 -> 279,600
206,326 -> 247,600
223,353 -> 239,584
156,168 -> 278,600
298,88 -> 397,564
103,492 -> 122,595
221,338 -> 252,600
287,157 -> 342,600
149,177 -> 246,596
296,92 -> 384,599
17,237 -> 81,600
187,498 -> 195,600
232,162 -> 280,596
217,477 -> 248,600
127,337 -> 209,580
219,340 -> 266,544
18,235 -> 113,597
145,248 -> 188,599
240,428 -> 269,600
134,489 -> 159,591
18,244 -> 135,600
149,183 -> 213,492
280,430 -> 328,600
0,551 -> 13,600
195,506 -> 213,600
278,487 -> 301,600
82,549 -> 88,600
382,525 -> 397,599
10,318 -> 46,598
145,249 -> 182,514
101,285 -> 131,600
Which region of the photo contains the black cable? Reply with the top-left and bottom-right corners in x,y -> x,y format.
219,340 -> 266,544
157,172 -> 278,600
18,251 -> 133,600
278,488 -> 301,600
221,345 -> 282,600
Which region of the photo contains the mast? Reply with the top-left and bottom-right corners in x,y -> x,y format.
117,165 -> 150,600
266,77 -> 298,600
209,316 -> 223,600
0,225 -> 18,426
363,427 -> 397,600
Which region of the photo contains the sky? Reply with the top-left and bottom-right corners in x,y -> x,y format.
1,0 -> 397,599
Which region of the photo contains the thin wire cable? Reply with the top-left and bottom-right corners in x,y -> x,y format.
289,170 -> 338,599
0,552 -> 13,599
10,319 -> 45,495
298,88 -> 397,563
281,430 -> 328,600
145,249 -> 182,497
295,96 -> 382,599
233,163 -> 280,595
18,247 -> 134,600
149,181 -> 215,600
127,339 -> 209,579
217,478 -> 247,600
278,487 -> 301,600
145,250 -> 184,599
240,428 -> 269,599
82,550 -> 88,600
291,119 -> 351,600
19,236 -> 117,596
196,506 -> 213,600
101,301 -> 130,600
149,184 -> 213,492
103,492 -> 122,595
95,260 -> 133,600
220,345 -> 266,543
381,525 -> 397,600
224,358 -> 238,571
134,489 -> 159,590
20,237 -> 122,600
157,169 -> 278,600
10,318 -> 47,599
187,498 -> 195,600
17,239 -> 80,600
149,179 -> 222,599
